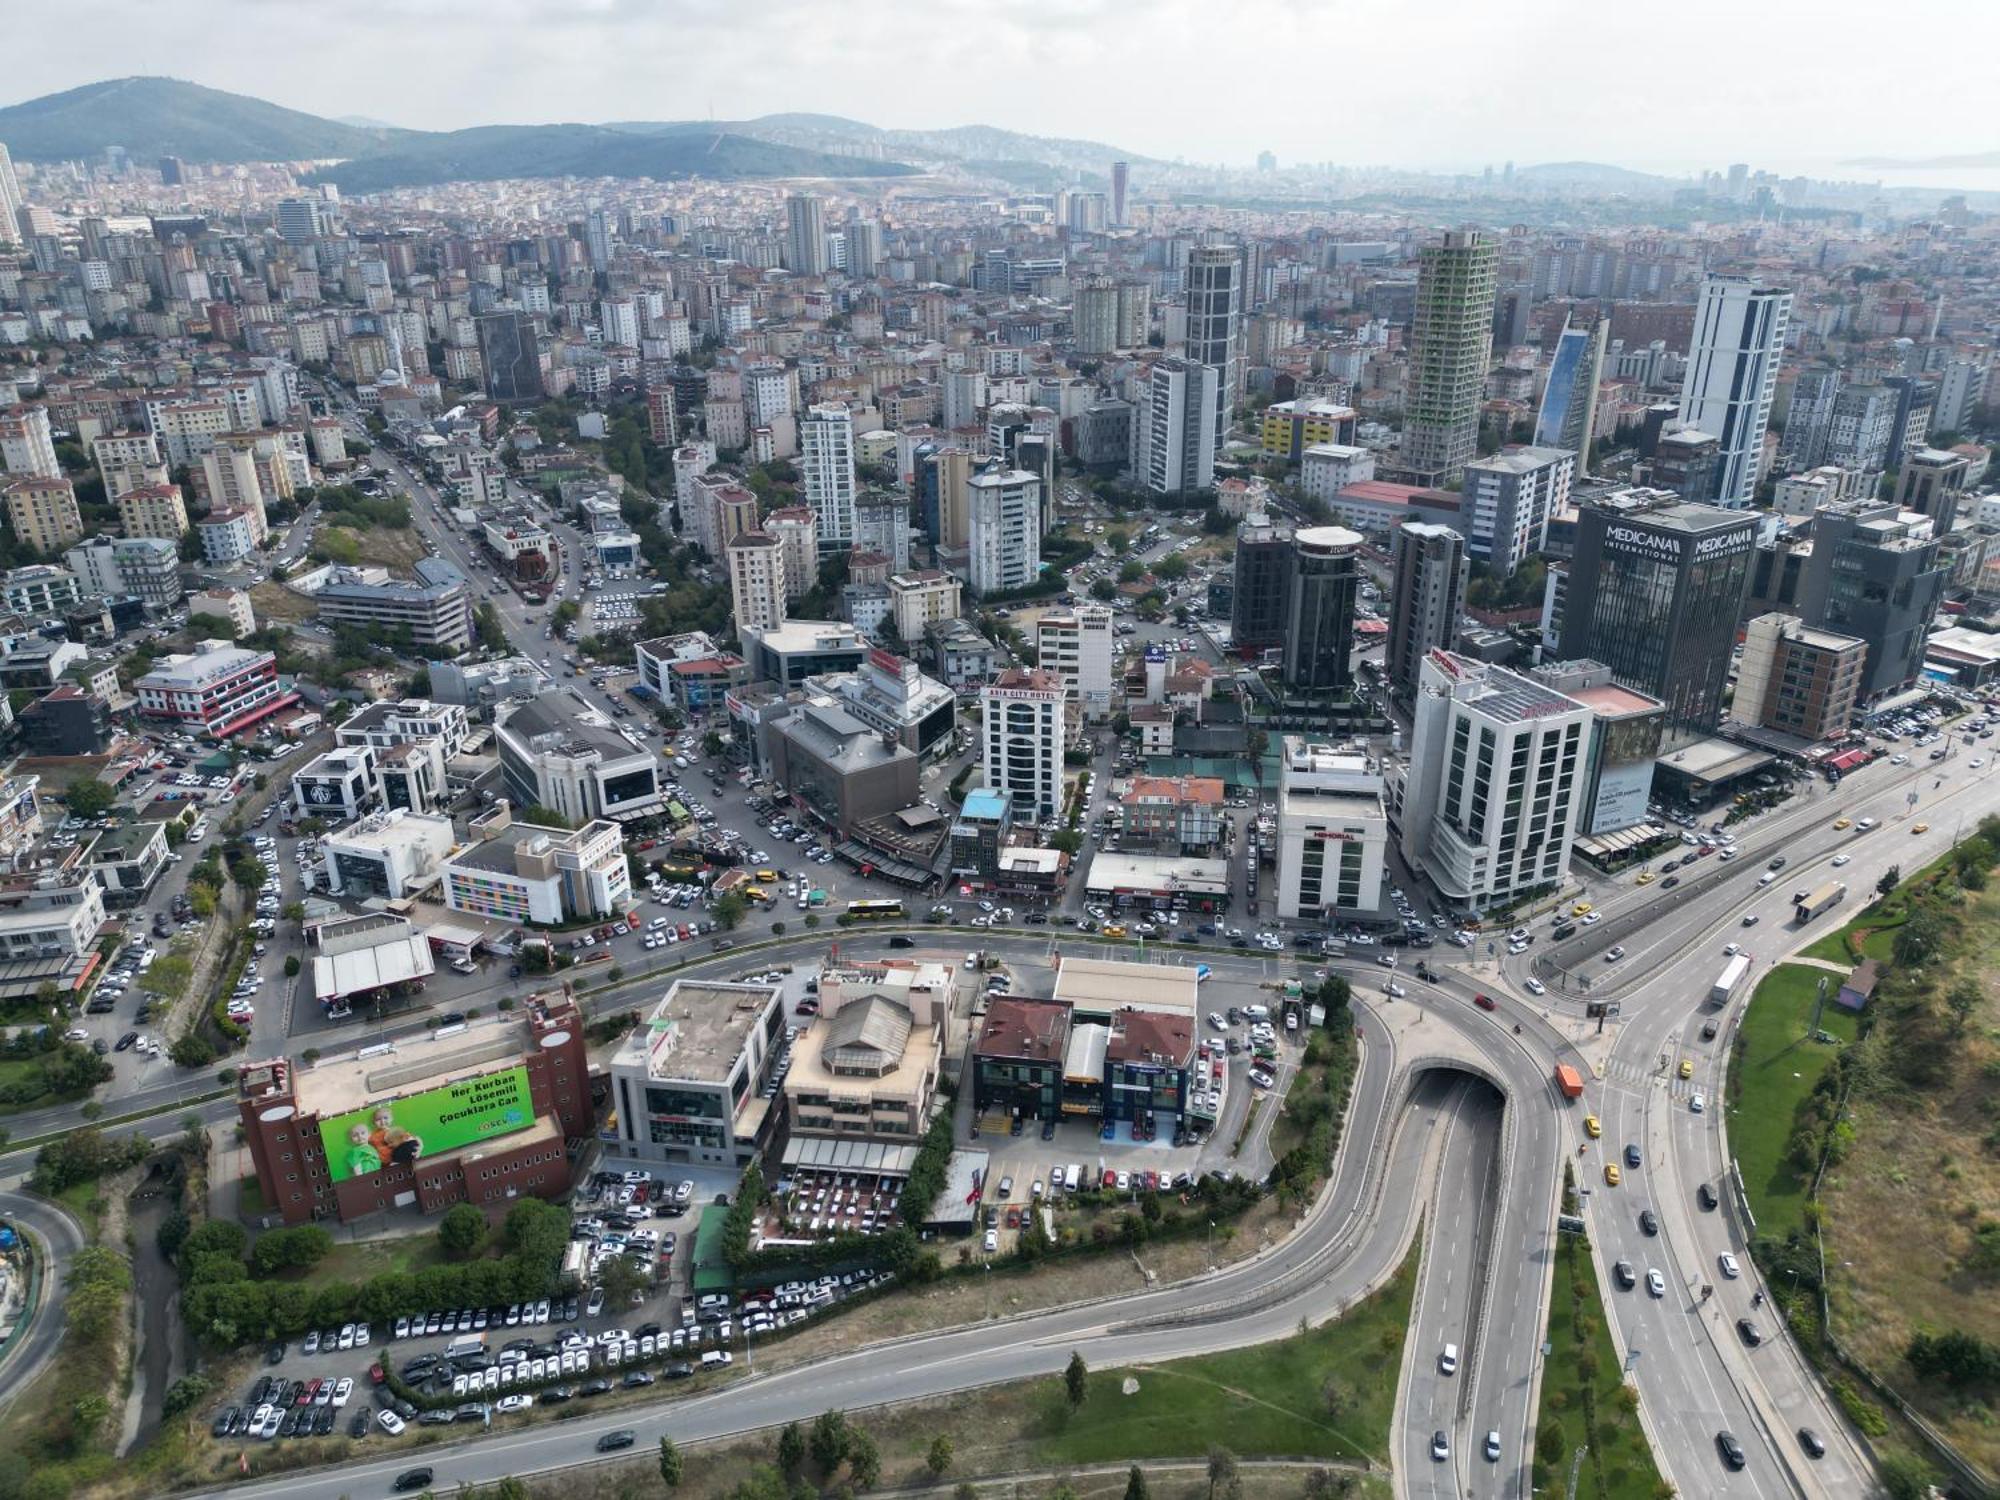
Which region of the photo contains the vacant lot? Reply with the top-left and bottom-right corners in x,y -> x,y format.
1820,874 -> 2000,1476
1727,963 -> 1861,1245
247,581 -> 318,624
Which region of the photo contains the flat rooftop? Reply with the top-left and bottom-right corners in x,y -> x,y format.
1657,736 -> 1775,785
292,1011 -> 539,1119
615,980 -> 780,1084
1052,956 -> 1200,1016
1567,683 -> 1664,719
1083,850 -> 1231,894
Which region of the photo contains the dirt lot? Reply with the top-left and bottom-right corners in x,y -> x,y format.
342,525 -> 431,571
247,582 -> 318,624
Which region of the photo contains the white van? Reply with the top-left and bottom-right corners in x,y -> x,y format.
1064,1163 -> 1084,1193
1242,1004 -> 1269,1022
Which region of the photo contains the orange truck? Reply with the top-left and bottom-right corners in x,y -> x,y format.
1554,1064 -> 1584,1100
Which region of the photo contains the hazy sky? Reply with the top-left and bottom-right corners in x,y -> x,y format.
9,0 -> 1984,174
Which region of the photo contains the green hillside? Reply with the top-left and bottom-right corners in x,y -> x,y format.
308,123 -> 917,193
0,76 -> 402,162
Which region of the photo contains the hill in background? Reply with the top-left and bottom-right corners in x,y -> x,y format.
0,76 -> 404,162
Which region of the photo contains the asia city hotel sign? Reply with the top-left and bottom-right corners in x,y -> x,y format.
1602,525 -> 1752,565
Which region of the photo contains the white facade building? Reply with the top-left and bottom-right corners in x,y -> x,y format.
1299,443 -> 1376,503
1400,650 -> 1593,912
981,668 -> 1066,821
966,463 -> 1041,596
1275,738 -> 1390,920
727,530 -> 789,636
1676,277 -> 1791,508
1035,603 -> 1115,720
800,403 -> 858,551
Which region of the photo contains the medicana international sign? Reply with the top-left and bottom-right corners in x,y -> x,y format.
318,1065 -> 536,1183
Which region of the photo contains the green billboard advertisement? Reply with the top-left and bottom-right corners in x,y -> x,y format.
319,1065 -> 536,1183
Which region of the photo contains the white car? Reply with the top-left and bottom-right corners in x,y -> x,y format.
331,1377 -> 352,1407
1690,1092 -> 1705,1113
1719,1252 -> 1741,1279
982,1229 -> 999,1252
1646,1269 -> 1666,1298
1723,942 -> 1741,956
377,1409 -> 406,1435
495,1394 -> 534,1414
1580,912 -> 1602,926
1524,977 -> 1546,996
1832,854 -> 1851,866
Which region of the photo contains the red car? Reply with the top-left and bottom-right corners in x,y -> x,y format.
1473,993 -> 1496,1011
368,1364 -> 386,1386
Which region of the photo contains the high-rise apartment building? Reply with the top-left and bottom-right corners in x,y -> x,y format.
1281,527 -> 1363,693
584,209 -> 613,270
1275,738 -> 1389,920
1534,314 -> 1606,465
1676,276 -> 1790,507
1557,489 -> 1756,742
785,194 -> 828,277
763,508 -> 819,600
275,198 -> 319,245
800,404 -> 858,551
1073,280 -> 1119,356
1937,359 -> 1989,434
1894,448 -> 1971,531
0,145 -> 23,242
1790,500 -> 1946,701
1401,651 -> 1592,912
1458,446 -> 1574,575
1385,523 -> 1468,702
727,531 -> 788,636
1401,230 -> 1498,486
1111,161 -> 1130,226
1184,246 -> 1242,449
981,669 -> 1066,821
4,476 -> 85,554
117,483 -> 190,540
92,430 -> 168,499
1135,357 -> 1217,496
0,404 -> 60,480
476,313 -> 544,404
1034,603 -> 1115,721
966,463 -> 1041,596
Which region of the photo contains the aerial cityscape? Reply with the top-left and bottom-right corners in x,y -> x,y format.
0,15 -> 1997,1500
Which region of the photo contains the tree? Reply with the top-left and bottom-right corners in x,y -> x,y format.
1205,1446 -> 1237,1500
1877,864 -> 1902,898
1064,1349 -> 1089,1408
596,1251 -> 650,1308
1123,1466 -> 1148,1500
777,1421 -> 806,1475
284,954 -> 301,978
809,1410 -> 850,1474
659,1435 -> 684,1490
926,1435 -> 955,1477
437,1202 -> 487,1260
714,890 -> 749,930
846,1428 -> 881,1489
65,779 -> 116,820
1946,978 -> 1983,1033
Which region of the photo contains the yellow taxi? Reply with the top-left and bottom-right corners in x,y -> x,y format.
1103,924 -> 1126,938
1636,872 -> 1655,885
1913,822 -> 1931,834
1832,817 -> 1852,830
1604,1163 -> 1622,1187
1679,1058 -> 1694,1079
1572,901 -> 1595,917
1584,1114 -> 1603,1139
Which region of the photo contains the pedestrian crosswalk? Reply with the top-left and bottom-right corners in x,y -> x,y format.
1600,1057 -> 1705,1100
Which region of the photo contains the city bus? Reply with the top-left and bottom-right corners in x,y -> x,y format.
844,899 -> 907,922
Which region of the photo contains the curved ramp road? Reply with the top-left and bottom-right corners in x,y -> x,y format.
0,1188 -> 88,1408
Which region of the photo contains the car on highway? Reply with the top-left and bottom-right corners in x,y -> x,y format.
1430,1430 -> 1449,1461
1914,822 -> 1931,834
1833,853 -> 1851,866
1697,1183 -> 1718,1211
1742,913 -> 1760,926
1737,1318 -> 1764,1347
1678,1058 -> 1694,1079
393,1470 -> 433,1492
1798,1428 -> 1827,1459
1438,1343 -> 1458,1375
1635,871 -> 1654,884
1472,993 -> 1495,1011
1690,1092 -> 1705,1113
1571,901 -> 1593,917
1716,1431 -> 1747,1470
1639,1209 -> 1659,1236
1524,976 -> 1545,995
1613,1260 -> 1636,1289
1484,1431 -> 1501,1462
1624,1143 -> 1641,1167
1583,1115 -> 1602,1138
1603,1163 -> 1621,1186
1832,817 -> 1852,829
597,1430 -> 637,1452
1604,945 -> 1625,962
1718,1252 -> 1741,1279
1646,1268 -> 1665,1297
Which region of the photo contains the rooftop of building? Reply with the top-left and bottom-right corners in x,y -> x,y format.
1123,774 -> 1223,806
744,619 -> 864,653
87,819 -> 166,859
136,640 -> 271,688
1585,488 -> 1752,535
1427,650 -> 1589,724
1337,480 -> 1461,510
498,694 -> 646,763
272,1007 -> 550,1120
776,697 -> 909,773
318,557 -> 467,602
974,996 -> 1071,1062
1466,445 -> 1574,473
1566,682 -> 1667,718
1052,956 -> 1201,1016
325,808 -> 457,854
959,787 -> 1011,821
446,816 -> 614,876
614,980 -> 781,1084
1106,1007 -> 1195,1068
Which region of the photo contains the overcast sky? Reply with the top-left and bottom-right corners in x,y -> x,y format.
9,0 -> 1982,175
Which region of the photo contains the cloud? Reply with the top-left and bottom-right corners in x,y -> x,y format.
6,0 -> 1982,172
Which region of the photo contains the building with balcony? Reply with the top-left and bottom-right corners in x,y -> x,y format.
134,641 -> 296,738
314,559 -> 475,655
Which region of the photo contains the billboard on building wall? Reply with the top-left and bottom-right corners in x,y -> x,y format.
318,1066 -> 535,1183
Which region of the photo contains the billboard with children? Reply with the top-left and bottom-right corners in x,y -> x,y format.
319,1066 -> 536,1183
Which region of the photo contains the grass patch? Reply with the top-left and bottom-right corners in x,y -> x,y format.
246,582 -> 318,625
1532,1225 -> 1666,1500
237,1174 -> 266,1219
282,1232 -> 443,1287
1043,1233 -> 1420,1467
52,1177 -> 107,1237
1725,964 -> 1860,1245
0,1054 -> 59,1114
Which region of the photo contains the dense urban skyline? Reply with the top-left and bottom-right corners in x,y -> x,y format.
7,0 -> 1994,180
